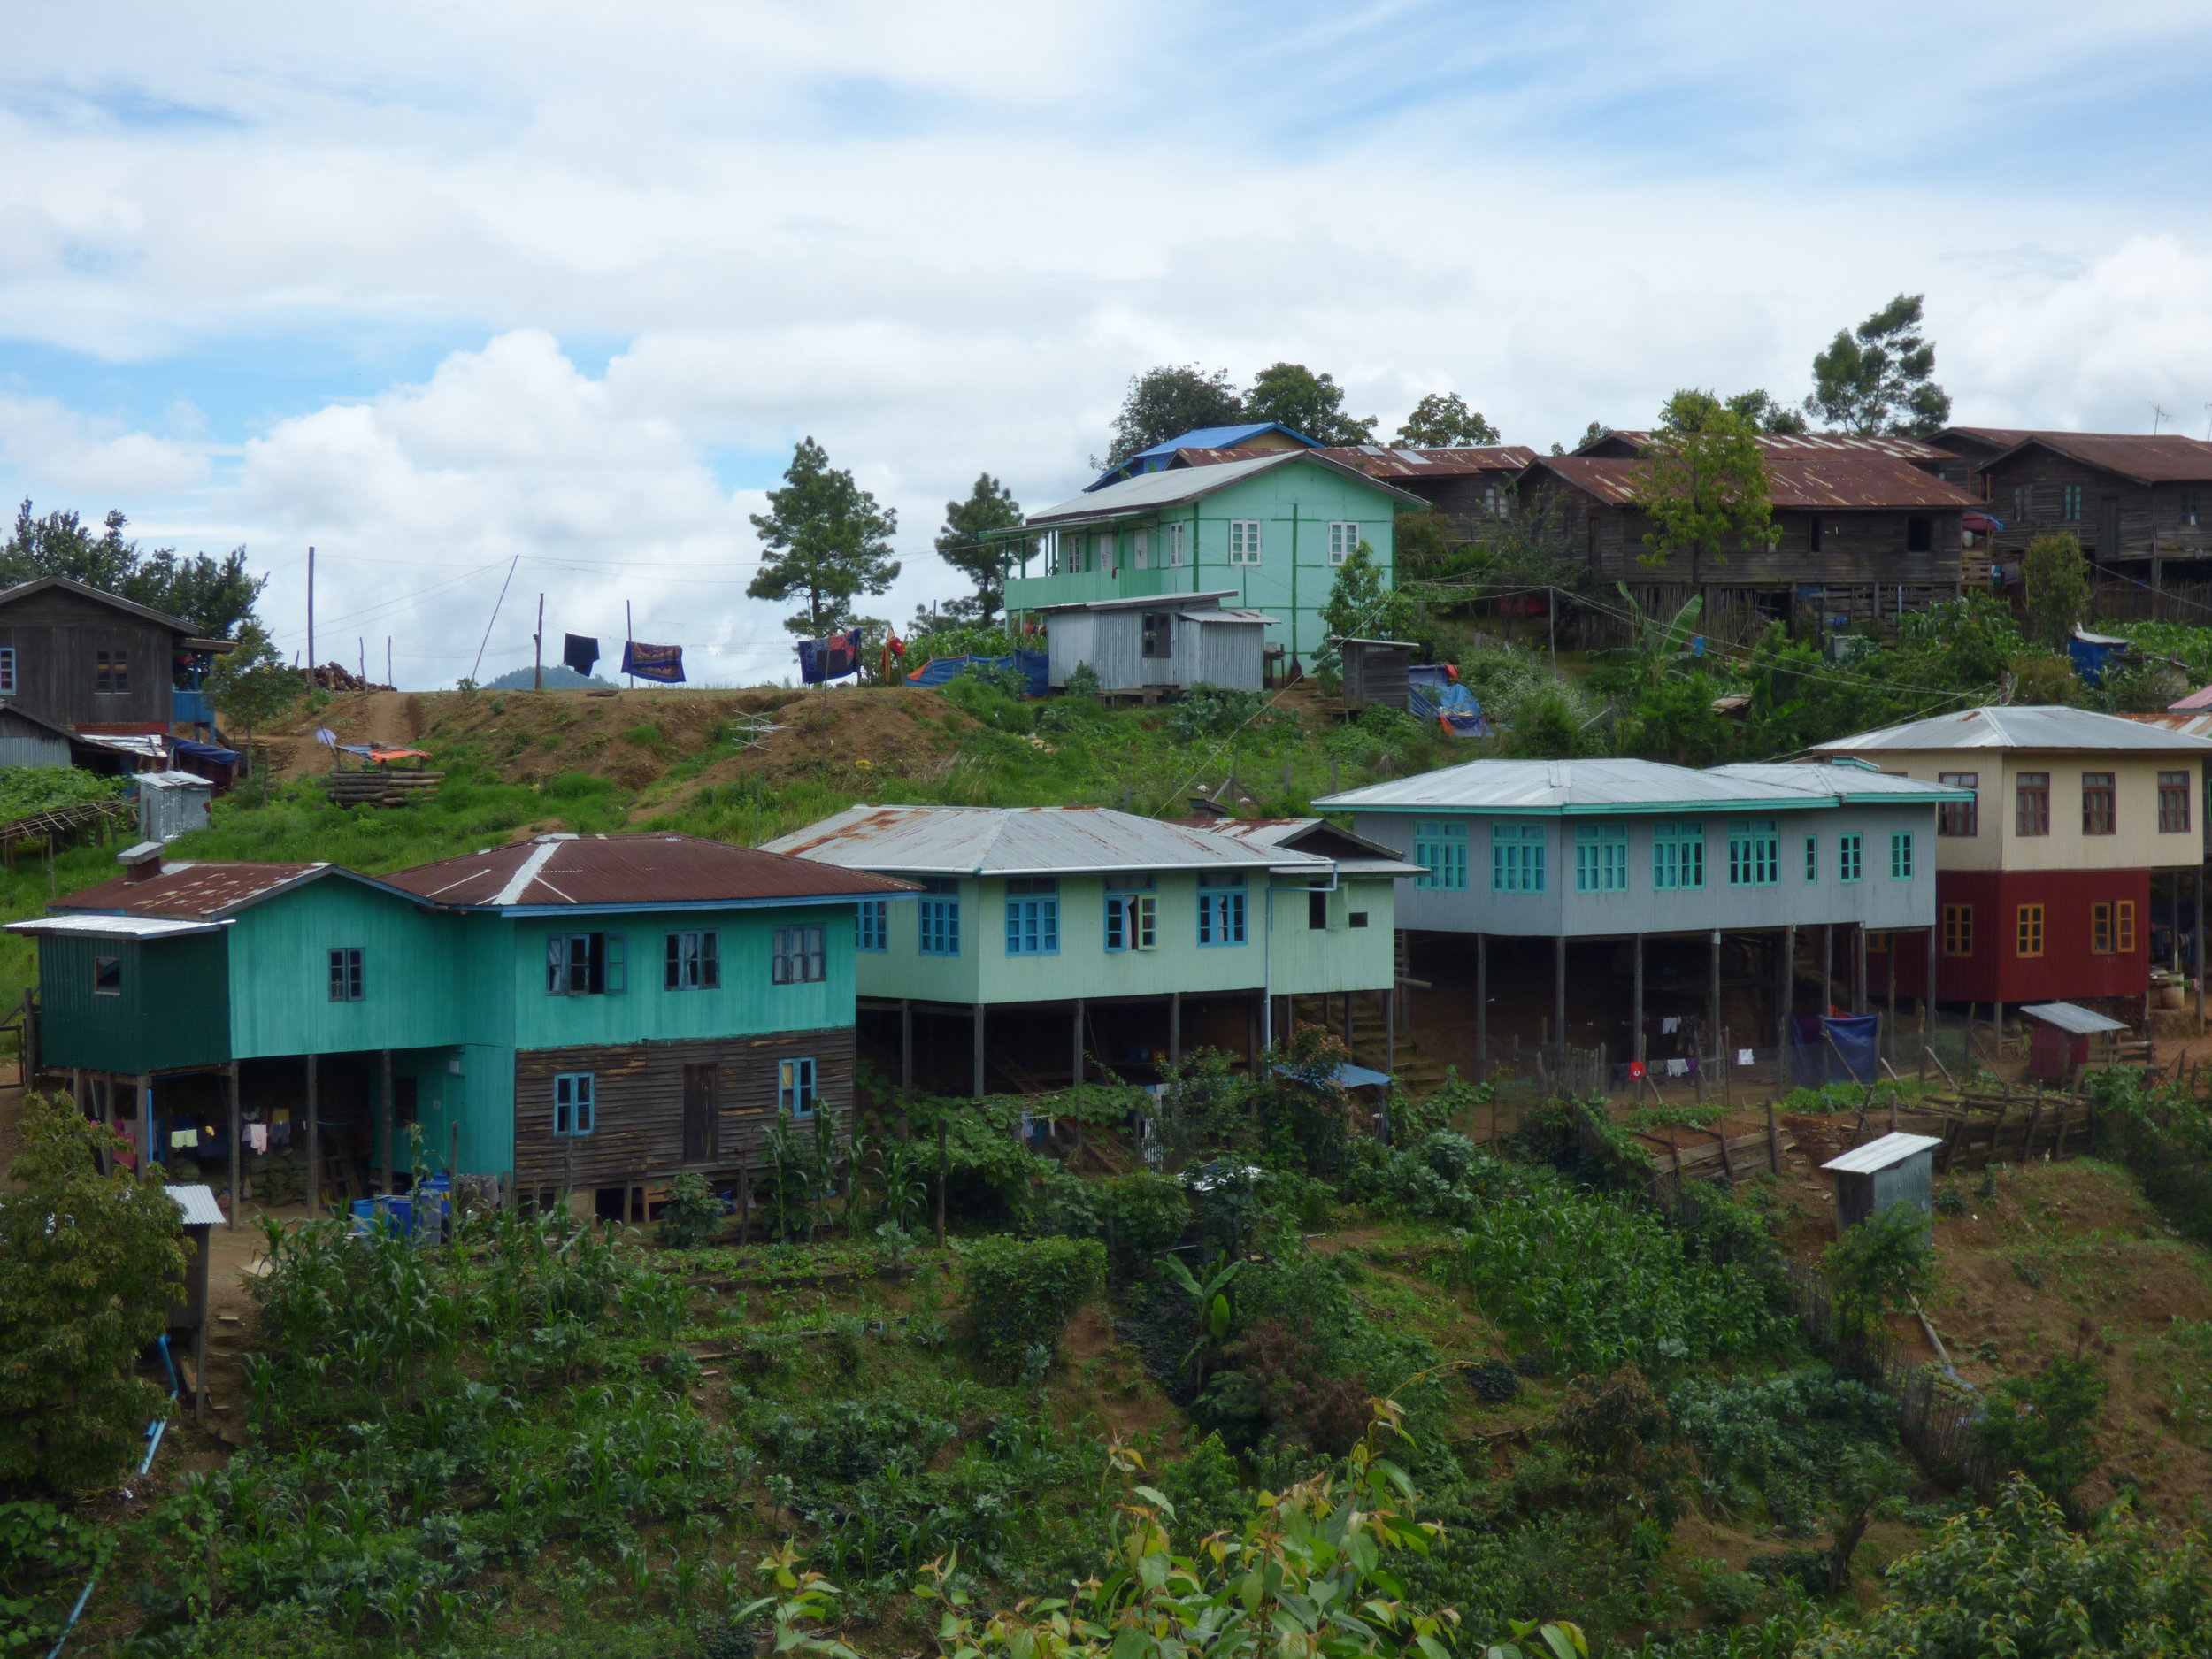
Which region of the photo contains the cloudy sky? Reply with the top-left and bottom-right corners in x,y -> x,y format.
4,1 -> 2211,687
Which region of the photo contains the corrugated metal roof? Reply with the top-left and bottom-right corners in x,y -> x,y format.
54,861 -> 333,920
1317,444 -> 1540,478
1978,432 -> 2212,485
764,804 -> 1333,876
1595,431 -> 1949,463
1184,608 -> 1276,624
1316,757 -> 1839,815
1528,449 -> 1974,511
1033,589 -> 1240,614
2124,711 -> 2212,737
1708,762 -> 1974,803
2166,686 -> 2212,712
2022,1001 -> 2131,1035
383,833 -> 918,910
4,913 -> 224,940
165,1184 -> 226,1227
1175,816 -> 1427,876
1813,705 -> 2212,754
1030,449 -> 1427,526
134,770 -> 211,791
1822,1133 -> 1943,1175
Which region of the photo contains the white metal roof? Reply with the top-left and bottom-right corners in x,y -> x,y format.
2021,1001 -> 2131,1035
1316,757 -> 1839,816
1027,449 -> 1425,526
1032,589 -> 1241,614
1822,1133 -> 1944,1175
1707,762 -> 1974,804
765,803 -> 1334,877
1813,705 -> 2212,754
1183,609 -> 1277,624
1181,817 -> 1428,877
4,913 -> 225,940
134,770 -> 212,791
165,1184 -> 226,1227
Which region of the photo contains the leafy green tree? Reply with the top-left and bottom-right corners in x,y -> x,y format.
1104,365 -> 1244,466
1973,1356 -> 2108,1509
1392,507 -> 1460,582
0,1091 -> 188,1494
1796,1478 -> 2212,1659
1243,362 -> 1377,445
205,620 -> 301,780
1803,293 -> 1952,437
2023,529 -> 2090,649
1394,391 -> 1501,447
4,501 -> 263,637
933,472 -> 1025,625
748,437 -> 900,639
1822,1200 -> 1936,1342
1317,541 -> 1413,665
1725,388 -> 1809,436
1632,390 -> 1776,582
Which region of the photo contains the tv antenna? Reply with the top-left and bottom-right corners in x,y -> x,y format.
2152,403 -> 2171,434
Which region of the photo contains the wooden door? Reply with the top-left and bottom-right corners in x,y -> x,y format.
682,1064 -> 717,1164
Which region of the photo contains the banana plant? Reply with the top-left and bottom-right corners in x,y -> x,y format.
1159,1252 -> 1240,1392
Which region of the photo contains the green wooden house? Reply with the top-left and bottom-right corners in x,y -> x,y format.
12,833 -> 912,1220
1003,449 -> 1425,666
763,804 -> 1420,1095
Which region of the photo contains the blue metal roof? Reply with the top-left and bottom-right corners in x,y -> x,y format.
1087,423 -> 1323,490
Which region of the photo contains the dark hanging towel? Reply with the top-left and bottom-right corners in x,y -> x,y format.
563,634 -> 600,676
799,627 -> 863,684
621,641 -> 686,683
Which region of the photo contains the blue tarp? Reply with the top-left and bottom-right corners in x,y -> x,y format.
1408,678 -> 1491,738
1791,1013 -> 1878,1086
173,739 -> 239,766
1272,1061 -> 1394,1091
904,650 -> 1049,698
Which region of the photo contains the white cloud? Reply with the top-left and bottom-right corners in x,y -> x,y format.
0,396 -> 207,495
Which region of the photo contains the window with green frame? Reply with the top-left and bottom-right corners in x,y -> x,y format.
1574,822 -> 1627,892
1802,834 -> 1818,882
1491,823 -> 1546,893
1889,830 -> 1914,879
1413,820 -> 1467,889
1728,819 -> 1778,887
1652,820 -> 1704,889
1838,833 -> 1863,882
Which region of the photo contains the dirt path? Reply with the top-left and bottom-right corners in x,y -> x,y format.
259,689 -> 429,778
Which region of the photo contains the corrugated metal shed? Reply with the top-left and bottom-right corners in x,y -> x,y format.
2022,1002 -> 2131,1035
1823,1133 -> 1943,1230
1316,757 -> 1834,815
1814,704 -> 2212,754
765,804 -> 1332,877
134,769 -> 212,843
1031,449 -> 1428,527
383,832 -> 918,910
0,702 -> 74,768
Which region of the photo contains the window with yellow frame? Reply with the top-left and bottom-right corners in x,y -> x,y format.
2091,900 -> 2139,955
2016,903 -> 2045,957
1941,904 -> 1974,956
2117,899 -> 2136,954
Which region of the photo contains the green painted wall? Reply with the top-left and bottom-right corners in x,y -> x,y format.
38,930 -> 230,1073
1003,457 -> 1402,659
402,1042 -> 512,1179
1265,876 -> 1400,995
506,904 -> 854,1049
225,879 -> 465,1059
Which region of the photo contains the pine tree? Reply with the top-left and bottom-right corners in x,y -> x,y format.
1102,366 -> 1244,467
934,473 -> 1024,624
1804,294 -> 1952,436
748,438 -> 900,639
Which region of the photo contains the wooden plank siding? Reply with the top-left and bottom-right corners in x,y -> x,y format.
512,1025 -> 856,1191
0,586 -> 183,729
1974,452 -> 2212,569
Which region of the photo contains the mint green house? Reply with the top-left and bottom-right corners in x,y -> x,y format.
1003,450 -> 1425,666
13,834 -> 911,1221
764,805 -> 1420,1095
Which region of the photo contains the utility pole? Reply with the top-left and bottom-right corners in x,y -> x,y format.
625,600 -> 634,689
358,637 -> 365,685
534,594 -> 545,691
386,637 -> 392,687
306,546 -> 315,676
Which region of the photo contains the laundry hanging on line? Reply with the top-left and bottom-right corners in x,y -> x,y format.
622,641 -> 686,682
564,634 -> 601,677
799,629 -> 863,684
247,1124 -> 268,1155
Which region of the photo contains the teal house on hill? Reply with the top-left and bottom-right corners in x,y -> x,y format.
12,833 -> 913,1220
1003,446 -> 1425,666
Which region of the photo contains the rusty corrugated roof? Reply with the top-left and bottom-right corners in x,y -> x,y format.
54,861 -> 334,920
1593,431 -> 1948,464
1978,432 -> 2212,484
1526,449 -> 1974,511
1317,444 -> 1539,478
382,833 -> 917,910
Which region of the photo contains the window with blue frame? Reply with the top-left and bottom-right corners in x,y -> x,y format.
856,900 -> 887,952
1103,875 -> 1156,951
918,878 -> 960,956
1803,835 -> 1818,883
547,933 -> 626,995
1652,821 -> 1704,889
1004,877 -> 1059,956
664,931 -> 719,989
1890,831 -> 1915,879
1414,820 -> 1467,889
1728,819 -> 1778,887
1197,873 -> 1247,945
1491,823 -> 1546,893
553,1072 -> 595,1136
1839,833 -> 1863,882
1574,822 -> 1627,893
772,925 -> 824,984
778,1056 -> 817,1118
328,946 -> 364,1002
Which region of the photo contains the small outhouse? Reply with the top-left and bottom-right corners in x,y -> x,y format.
1821,1132 -> 1943,1233
134,770 -> 213,843
1041,591 -> 1275,696
1333,638 -> 1414,711
165,1182 -> 223,1422
2023,1001 -> 2129,1083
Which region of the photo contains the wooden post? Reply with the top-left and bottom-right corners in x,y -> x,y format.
1855,924 -> 1868,1017
1341,992 -> 1354,1051
972,1004 -> 986,1100
1071,999 -> 1086,1087
1475,933 -> 1488,1085
1554,936 -> 1566,1058
1823,924 -> 1834,1014
935,1114 -> 948,1245
1765,1097 -> 1779,1173
737,1147 -> 751,1245
1886,933 -> 1897,1054
380,1048 -> 395,1194
1384,988 -> 1395,1076
1709,929 -> 1722,1075
2024,1093 -> 2045,1161
1723,1025 -> 1732,1115
305,1052 -> 319,1217
2196,864 -> 2206,1027
1632,933 -> 1645,1070
1925,918 -> 1939,1025
226,1063 -> 242,1230
900,1000 -> 913,1092
1778,924 -> 1794,1090
1169,991 -> 1182,1068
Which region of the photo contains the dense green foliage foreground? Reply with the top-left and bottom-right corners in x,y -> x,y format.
14,1059 -> 2212,1657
